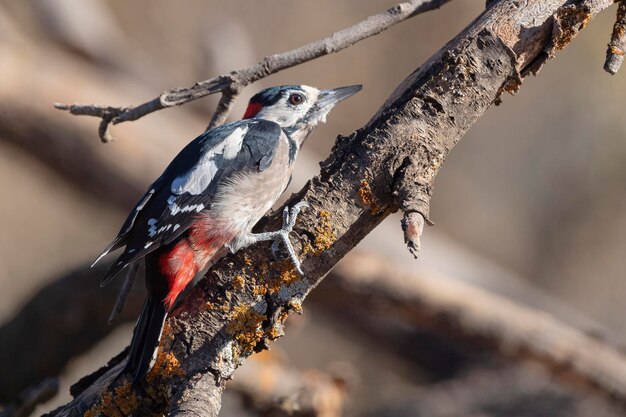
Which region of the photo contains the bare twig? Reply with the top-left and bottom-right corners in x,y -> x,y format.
320,252 -> 626,406
207,84 -> 241,130
54,0 -> 452,142
45,1 -> 616,416
604,0 -> 626,74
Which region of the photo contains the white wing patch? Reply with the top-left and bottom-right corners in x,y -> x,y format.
148,217 -> 178,238
158,224 -> 172,234
168,201 -> 205,215
170,126 -> 249,195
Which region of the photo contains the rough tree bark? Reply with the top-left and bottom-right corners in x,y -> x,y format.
46,0 -> 616,416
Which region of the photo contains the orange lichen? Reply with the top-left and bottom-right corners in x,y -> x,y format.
610,45 -> 625,56
314,210 -> 336,251
84,380 -> 139,417
303,210 -> 337,255
112,383 -> 141,416
232,275 -> 245,291
253,284 -> 267,296
302,241 -> 315,255
267,324 -> 283,340
267,310 -> 292,340
135,351 -> 184,411
287,299 -> 303,314
552,5 -> 592,52
207,299 -> 231,314
265,260 -> 299,293
246,256 -> 300,295
358,179 -> 383,215
147,351 -> 184,382
84,391 -> 114,417
228,305 -> 266,353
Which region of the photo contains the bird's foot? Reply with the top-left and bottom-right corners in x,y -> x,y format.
272,201 -> 309,275
233,202 -> 308,275
258,202 -> 308,275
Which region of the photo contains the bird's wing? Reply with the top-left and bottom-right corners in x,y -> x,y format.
97,119 -> 283,285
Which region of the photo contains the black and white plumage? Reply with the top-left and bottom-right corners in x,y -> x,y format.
92,84 -> 362,384
95,119 -> 286,285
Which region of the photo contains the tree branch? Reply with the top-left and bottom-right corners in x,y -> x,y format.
53,0 -> 452,142
45,0 -> 615,416
319,252 -> 626,406
229,350 -> 349,417
0,378 -> 58,417
604,0 -> 626,74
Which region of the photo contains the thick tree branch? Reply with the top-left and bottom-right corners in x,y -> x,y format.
45,1 -> 615,416
53,0 -> 452,142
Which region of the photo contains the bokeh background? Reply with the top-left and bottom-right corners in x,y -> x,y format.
1,1 -> 625,416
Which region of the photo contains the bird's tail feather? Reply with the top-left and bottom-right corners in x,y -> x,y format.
108,261 -> 143,324
92,235 -> 126,268
123,296 -> 167,385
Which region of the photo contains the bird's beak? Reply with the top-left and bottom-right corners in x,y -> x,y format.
316,85 -> 362,108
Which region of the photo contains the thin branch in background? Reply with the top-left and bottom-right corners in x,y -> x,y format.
229,350 -> 351,417
53,0 -> 453,142
207,84 -> 241,130
604,0 -> 626,74
322,252 -> 626,408
0,378 -> 59,417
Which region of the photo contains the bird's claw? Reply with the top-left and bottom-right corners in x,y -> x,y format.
273,202 -> 309,275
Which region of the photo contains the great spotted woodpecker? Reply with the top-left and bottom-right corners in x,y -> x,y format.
93,84 -> 362,383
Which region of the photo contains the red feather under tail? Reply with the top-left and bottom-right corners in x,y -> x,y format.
158,226 -> 233,309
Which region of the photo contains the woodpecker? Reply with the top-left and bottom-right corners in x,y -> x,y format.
93,84 -> 362,383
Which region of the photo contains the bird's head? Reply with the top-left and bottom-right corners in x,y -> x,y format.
243,84 -> 362,145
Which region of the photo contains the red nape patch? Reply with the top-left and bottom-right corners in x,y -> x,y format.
243,101 -> 262,119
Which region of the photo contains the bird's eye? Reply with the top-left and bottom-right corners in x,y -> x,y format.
288,93 -> 304,106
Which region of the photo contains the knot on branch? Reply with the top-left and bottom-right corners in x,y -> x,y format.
605,0 -> 626,75
401,211 -> 427,258
391,155 -> 436,259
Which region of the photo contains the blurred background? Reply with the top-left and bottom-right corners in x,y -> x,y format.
0,0 -> 625,416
